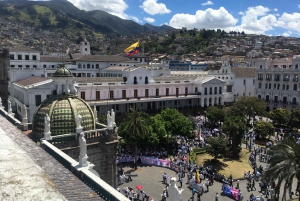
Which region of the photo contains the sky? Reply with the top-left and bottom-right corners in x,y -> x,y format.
45,0 -> 300,37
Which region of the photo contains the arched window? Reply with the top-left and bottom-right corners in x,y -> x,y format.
78,63 -> 82,68
134,76 -> 137,84
96,64 -> 99,69
83,64 -> 86,68
145,76 -> 148,84
258,95 -> 261,99
87,64 -> 90,69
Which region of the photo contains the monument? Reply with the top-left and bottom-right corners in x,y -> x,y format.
76,113 -> 83,133
7,98 -> 14,116
107,111 -> 113,129
22,104 -> 28,130
168,177 -> 184,201
111,109 -> 116,127
79,132 -> 88,167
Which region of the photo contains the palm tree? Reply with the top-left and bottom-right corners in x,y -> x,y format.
122,107 -> 148,170
264,138 -> 300,201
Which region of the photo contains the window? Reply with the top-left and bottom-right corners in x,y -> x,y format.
258,83 -> 262,89
10,54 -> 14,60
204,87 -> 207,95
134,76 -> 137,84
96,91 -> 100,100
85,48 -> 87,51
296,64 -> 299,69
266,74 -> 272,81
18,55 -> 22,60
78,64 -> 82,68
260,65 -> 262,69
286,85 -> 289,90
18,65 -> 22,68
81,92 -> 85,100
209,87 -> 212,95
266,95 -> 270,102
274,83 -> 276,89
110,91 -> 114,100
294,84 -> 297,91
25,55 -> 29,60
156,89 -> 159,97
96,64 -> 99,69
214,87 -> 217,94
258,74 -> 263,80
185,87 -> 188,96
145,76 -> 148,84
35,95 -> 41,106
277,84 -> 280,90
265,83 -> 268,89
269,83 -> 271,89
145,89 -> 149,98
219,87 -> 222,94
283,74 -> 290,81
87,64 -> 90,69
294,75 -> 298,82
32,55 -> 36,60
243,79 -> 246,85
274,96 -> 278,103
282,84 -> 285,90
122,90 -> 126,99
195,87 -> 198,94
43,64 -> 46,68
253,79 -> 255,84
166,88 -> 169,96
274,74 -> 280,81
176,88 -> 179,96
283,97 -> 287,104
226,85 -> 233,92
134,89 -> 138,98
87,73 -> 91,77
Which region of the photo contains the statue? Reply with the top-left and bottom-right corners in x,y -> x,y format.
94,106 -> 98,122
22,104 -> 27,119
107,111 -> 112,128
79,132 -> 88,167
76,113 -> 82,129
168,177 -> 184,201
70,80 -> 77,94
7,98 -> 12,114
111,109 -> 116,126
44,114 -> 51,133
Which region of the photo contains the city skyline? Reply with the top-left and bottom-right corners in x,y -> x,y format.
66,0 -> 300,37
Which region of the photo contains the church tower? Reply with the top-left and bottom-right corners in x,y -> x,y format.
80,39 -> 91,55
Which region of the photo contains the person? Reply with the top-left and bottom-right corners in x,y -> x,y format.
238,190 -> 242,200
163,172 -> 167,184
206,179 -> 209,192
136,189 -> 141,200
150,196 -> 154,201
250,193 -> 255,201
127,172 -> 132,182
251,178 -> 256,191
215,193 -> 218,201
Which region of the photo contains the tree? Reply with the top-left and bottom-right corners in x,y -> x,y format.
205,136 -> 229,159
268,108 -> 291,126
264,138 -> 300,201
222,116 -> 247,157
289,108 -> 300,130
117,108 -> 148,169
206,106 -> 225,128
254,121 -> 275,139
159,108 -> 193,137
230,96 -> 267,124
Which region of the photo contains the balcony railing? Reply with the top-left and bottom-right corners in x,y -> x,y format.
283,78 -> 290,81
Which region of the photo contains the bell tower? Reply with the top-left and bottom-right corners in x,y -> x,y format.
80,39 -> 90,55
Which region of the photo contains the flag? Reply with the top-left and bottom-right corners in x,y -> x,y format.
124,41 -> 140,56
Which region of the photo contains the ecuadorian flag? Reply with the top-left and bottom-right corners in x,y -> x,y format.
124,41 -> 140,56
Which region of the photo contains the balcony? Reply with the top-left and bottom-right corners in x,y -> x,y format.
283,78 -> 290,81
293,78 -> 298,82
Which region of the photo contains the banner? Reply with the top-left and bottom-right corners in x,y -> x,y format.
140,156 -> 155,165
117,156 -> 135,163
157,159 -> 170,167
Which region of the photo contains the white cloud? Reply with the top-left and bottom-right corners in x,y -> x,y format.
201,1 -> 213,6
238,11 -> 244,15
276,12 -> 300,33
298,5 -> 300,9
144,17 -> 155,23
140,0 -> 171,15
67,0 -> 128,19
282,31 -> 292,37
169,7 -> 238,29
274,8 -> 278,12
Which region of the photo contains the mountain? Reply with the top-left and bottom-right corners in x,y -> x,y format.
0,0 -> 174,37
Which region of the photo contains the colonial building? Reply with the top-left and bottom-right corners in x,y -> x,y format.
231,67 -> 256,99
10,65 -> 226,122
255,56 -> 300,110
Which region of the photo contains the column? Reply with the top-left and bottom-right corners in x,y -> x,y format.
201,98 -> 204,107
211,97 -> 214,106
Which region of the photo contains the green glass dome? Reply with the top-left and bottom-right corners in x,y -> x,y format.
32,94 -> 95,139
52,66 -> 73,77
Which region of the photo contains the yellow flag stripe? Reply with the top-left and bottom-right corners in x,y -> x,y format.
124,41 -> 139,53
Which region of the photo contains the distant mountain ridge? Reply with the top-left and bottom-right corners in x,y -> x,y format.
0,0 -> 175,37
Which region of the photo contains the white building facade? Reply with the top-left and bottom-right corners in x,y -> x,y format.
255,57 -> 300,110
